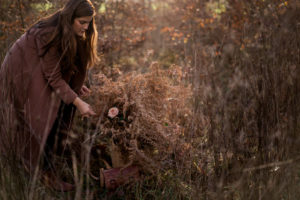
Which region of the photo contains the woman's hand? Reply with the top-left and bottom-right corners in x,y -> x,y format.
73,97 -> 96,118
79,85 -> 92,97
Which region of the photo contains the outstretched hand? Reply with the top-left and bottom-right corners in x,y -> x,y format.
79,85 -> 92,97
73,97 -> 96,118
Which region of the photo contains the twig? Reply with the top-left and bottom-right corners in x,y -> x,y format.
243,156 -> 300,172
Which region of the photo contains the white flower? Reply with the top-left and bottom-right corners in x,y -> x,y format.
108,107 -> 119,118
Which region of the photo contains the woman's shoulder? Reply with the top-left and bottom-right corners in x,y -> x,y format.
27,25 -> 56,42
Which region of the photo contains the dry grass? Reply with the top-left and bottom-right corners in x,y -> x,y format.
1,0 -> 300,199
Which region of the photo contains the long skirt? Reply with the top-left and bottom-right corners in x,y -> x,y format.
42,102 -> 76,171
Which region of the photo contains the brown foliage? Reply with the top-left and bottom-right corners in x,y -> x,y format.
88,62 -> 192,174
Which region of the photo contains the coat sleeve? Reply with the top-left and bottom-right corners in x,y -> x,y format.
35,34 -> 78,105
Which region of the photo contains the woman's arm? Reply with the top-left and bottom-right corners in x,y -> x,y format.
37,37 -> 78,104
36,31 -> 95,117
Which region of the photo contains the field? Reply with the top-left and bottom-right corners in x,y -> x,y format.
1,0 -> 300,199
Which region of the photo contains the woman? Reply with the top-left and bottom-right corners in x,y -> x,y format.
0,0 -> 98,191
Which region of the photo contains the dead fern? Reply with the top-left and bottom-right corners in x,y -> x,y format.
88,62 -> 193,174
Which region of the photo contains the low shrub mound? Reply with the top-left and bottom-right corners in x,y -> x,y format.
87,62 -> 193,175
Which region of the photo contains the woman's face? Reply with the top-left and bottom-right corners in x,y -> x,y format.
72,16 -> 93,37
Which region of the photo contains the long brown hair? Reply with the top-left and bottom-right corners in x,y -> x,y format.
29,0 -> 99,71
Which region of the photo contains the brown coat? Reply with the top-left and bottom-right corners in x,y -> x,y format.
0,26 -> 86,172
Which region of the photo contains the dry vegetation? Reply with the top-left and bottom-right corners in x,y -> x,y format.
1,0 -> 300,199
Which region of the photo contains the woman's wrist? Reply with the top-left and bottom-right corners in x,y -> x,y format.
73,97 -> 82,107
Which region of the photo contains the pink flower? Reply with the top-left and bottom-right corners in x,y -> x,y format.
108,107 -> 119,118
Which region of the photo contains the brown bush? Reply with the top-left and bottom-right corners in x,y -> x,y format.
84,62 -> 193,175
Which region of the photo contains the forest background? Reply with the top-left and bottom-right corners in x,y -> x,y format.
1,0 -> 300,199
